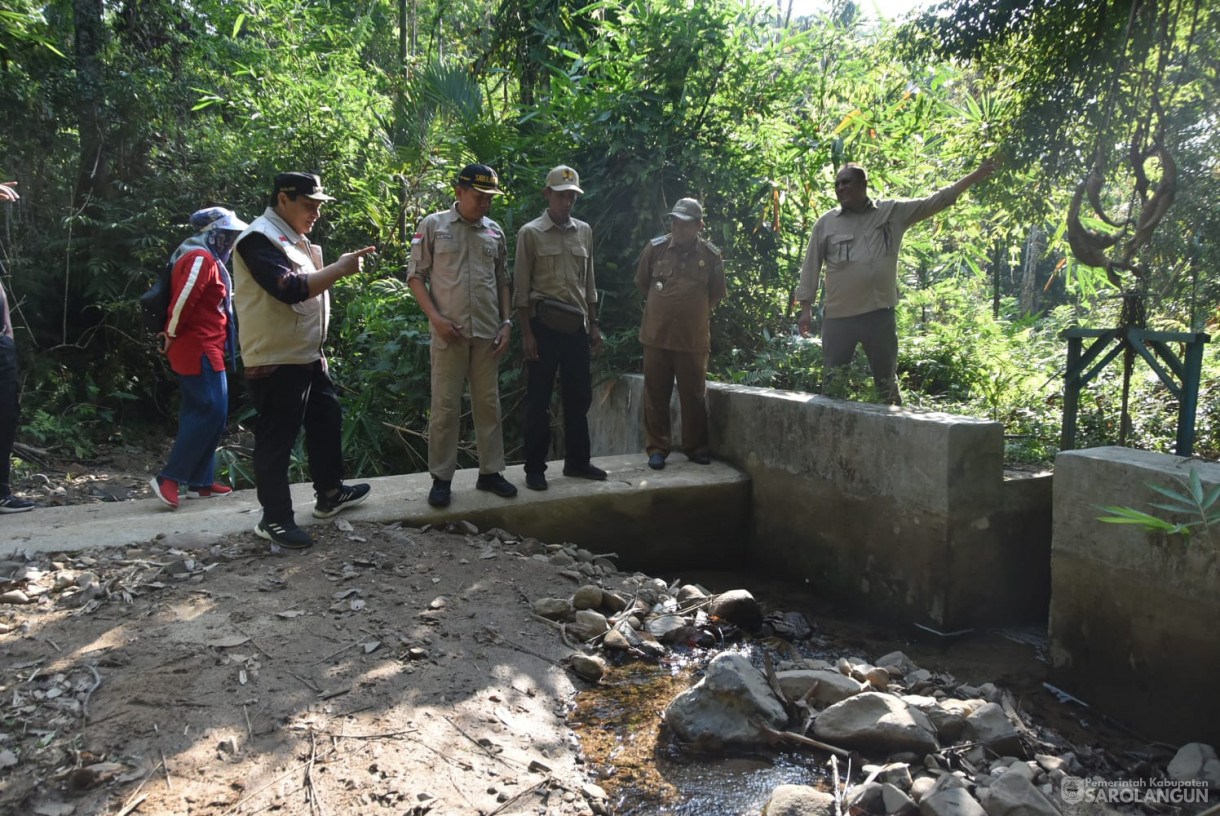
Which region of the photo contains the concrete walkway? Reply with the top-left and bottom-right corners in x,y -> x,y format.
1,454 -> 751,567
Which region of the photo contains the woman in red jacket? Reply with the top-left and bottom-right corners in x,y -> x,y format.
150,207 -> 248,509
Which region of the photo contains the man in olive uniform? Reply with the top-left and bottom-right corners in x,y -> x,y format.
635,198 -> 726,470
407,164 -> 517,507
514,165 -> 606,491
796,159 -> 995,404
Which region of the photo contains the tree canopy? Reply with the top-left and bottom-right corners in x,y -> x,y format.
0,0 -> 1217,469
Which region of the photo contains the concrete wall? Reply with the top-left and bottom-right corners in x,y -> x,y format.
1050,448 -> 1220,745
590,375 -> 1051,630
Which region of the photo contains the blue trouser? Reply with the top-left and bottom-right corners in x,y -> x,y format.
0,335 -> 19,496
160,356 -> 228,488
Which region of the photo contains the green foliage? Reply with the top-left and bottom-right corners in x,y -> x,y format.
0,0 -> 1217,477
1098,468 -> 1220,547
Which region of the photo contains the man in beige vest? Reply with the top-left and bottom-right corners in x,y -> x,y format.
407,164 -> 517,508
232,172 -> 375,550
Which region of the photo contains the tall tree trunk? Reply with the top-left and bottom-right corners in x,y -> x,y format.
1020,224 -> 1042,317
74,0 -> 106,209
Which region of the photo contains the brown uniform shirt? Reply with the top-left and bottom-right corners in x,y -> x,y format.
407,204 -> 509,344
513,210 -> 598,330
635,234 -> 726,353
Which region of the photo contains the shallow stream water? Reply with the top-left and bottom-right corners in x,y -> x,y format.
568,569 -> 1141,815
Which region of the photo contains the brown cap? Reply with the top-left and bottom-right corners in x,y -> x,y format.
668,198 -> 703,222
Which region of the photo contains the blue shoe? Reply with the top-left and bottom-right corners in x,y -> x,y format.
255,520 -> 314,550
0,494 -> 35,514
313,483 -> 371,518
428,479 -> 452,507
648,454 -> 666,470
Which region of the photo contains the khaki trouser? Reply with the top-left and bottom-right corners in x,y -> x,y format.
642,345 -> 710,457
428,337 -> 505,480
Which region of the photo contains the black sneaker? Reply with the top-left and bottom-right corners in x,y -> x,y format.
475,473 -> 518,498
428,479 -> 452,507
525,472 -> 548,491
255,520 -> 314,550
687,452 -> 712,465
313,483 -> 371,519
0,495 -> 34,514
562,462 -> 607,481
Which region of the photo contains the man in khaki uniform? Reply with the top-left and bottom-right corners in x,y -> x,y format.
635,198 -> 726,470
407,164 -> 517,508
515,165 -> 606,491
796,159 -> 995,404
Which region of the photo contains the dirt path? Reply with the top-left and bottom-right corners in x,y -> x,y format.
1,516 -> 609,816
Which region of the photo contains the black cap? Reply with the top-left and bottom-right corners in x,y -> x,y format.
274,172 -> 336,202
456,164 -> 505,195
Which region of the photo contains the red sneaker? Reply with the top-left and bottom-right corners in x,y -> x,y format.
150,476 -> 180,509
186,483 -> 234,499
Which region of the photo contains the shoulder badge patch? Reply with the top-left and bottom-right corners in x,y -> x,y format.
650,235 -> 667,246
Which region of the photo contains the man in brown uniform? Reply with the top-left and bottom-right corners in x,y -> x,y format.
515,165 -> 606,491
635,198 -> 726,470
407,164 -> 517,507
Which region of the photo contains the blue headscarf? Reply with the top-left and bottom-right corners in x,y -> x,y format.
188,207 -> 248,265
172,207 -> 249,366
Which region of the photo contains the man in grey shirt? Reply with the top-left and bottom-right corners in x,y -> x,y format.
796,159 -> 994,404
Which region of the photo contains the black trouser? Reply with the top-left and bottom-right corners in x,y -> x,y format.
245,361 -> 343,524
523,319 -> 592,474
0,336 -> 18,496
822,307 -> 902,405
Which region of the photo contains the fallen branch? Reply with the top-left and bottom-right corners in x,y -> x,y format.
443,716 -> 515,770
82,664 -> 102,722
760,724 -> 851,757
114,793 -> 148,816
310,639 -> 359,666
487,777 -> 550,815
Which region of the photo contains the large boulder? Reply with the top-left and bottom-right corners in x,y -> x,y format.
567,610 -> 609,641
763,784 -> 836,816
979,772 -> 1059,816
664,652 -> 787,748
904,697 -> 984,743
882,783 -> 920,816
920,788 -> 986,816
776,669 -> 867,706
1168,743 -> 1220,787
708,589 -> 763,630
812,692 -> 939,756
963,703 -> 1021,756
